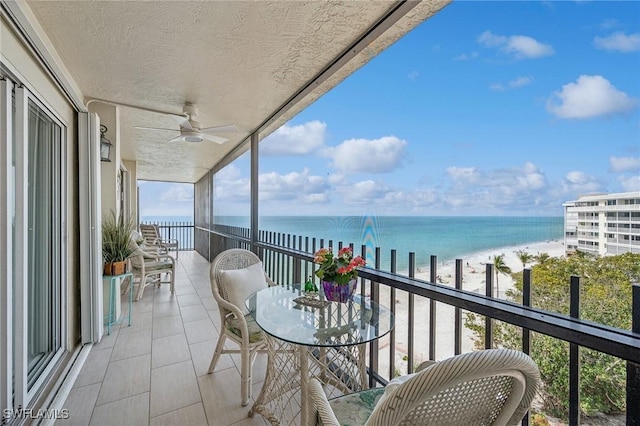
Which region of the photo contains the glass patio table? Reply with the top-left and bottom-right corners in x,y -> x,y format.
246,284 -> 394,425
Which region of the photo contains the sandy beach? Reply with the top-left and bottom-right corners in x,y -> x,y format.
374,239 -> 566,375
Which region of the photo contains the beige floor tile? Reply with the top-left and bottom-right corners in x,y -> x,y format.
150,360 -> 201,417
175,284 -> 197,296
198,371 -> 256,426
153,301 -> 181,318
152,315 -> 185,339
54,383 -> 100,426
133,296 -> 155,313
184,319 -> 217,345
90,392 -> 149,426
177,293 -> 203,308
73,348 -> 112,388
96,354 -> 151,405
92,327 -> 120,350
195,286 -> 213,299
200,296 -> 218,311
118,310 -> 153,334
110,328 -> 152,361
181,304 -> 209,323
229,416 -> 269,426
149,402 -> 207,426
152,333 -> 191,368
153,288 -> 178,304
189,339 -> 235,376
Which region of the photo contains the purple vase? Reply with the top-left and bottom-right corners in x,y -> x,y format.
322,279 -> 357,303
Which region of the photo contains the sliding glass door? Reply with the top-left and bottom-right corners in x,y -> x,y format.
1,79 -> 67,414
25,99 -> 63,389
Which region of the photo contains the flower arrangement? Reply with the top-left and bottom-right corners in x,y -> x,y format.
313,247 -> 366,285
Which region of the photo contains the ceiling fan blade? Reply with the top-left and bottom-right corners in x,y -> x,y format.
135,125 -> 179,132
201,133 -> 228,144
201,124 -> 238,133
169,114 -> 192,130
167,135 -> 185,143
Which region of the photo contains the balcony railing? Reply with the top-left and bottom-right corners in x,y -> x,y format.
199,225 -> 640,425
140,221 -> 194,251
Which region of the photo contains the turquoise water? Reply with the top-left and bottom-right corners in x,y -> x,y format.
142,215 -> 564,271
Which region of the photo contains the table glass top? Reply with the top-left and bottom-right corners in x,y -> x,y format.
246,285 -> 394,347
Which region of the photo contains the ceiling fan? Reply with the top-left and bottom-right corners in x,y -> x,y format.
135,102 -> 238,143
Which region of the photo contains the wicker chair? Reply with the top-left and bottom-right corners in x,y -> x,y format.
129,239 -> 175,301
139,223 -> 179,258
208,248 -> 276,406
308,348 -> 540,426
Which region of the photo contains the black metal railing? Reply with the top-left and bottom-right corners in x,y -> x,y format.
202,226 -> 640,425
140,221 -> 194,251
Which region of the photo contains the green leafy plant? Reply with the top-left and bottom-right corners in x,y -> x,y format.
313,247 -> 366,285
102,211 -> 136,263
465,252 -> 639,420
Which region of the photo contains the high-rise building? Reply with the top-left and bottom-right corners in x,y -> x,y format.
563,192 -> 640,256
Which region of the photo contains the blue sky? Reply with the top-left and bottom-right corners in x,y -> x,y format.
140,1 -> 640,219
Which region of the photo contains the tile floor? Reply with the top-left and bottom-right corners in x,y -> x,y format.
56,251 -> 270,426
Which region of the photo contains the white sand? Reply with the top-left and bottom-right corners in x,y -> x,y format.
374,239 -> 566,377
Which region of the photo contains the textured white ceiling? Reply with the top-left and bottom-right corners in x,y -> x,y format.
25,0 -> 450,183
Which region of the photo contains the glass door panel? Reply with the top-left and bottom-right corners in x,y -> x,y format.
25,100 -> 62,389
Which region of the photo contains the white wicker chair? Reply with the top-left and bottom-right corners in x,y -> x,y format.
139,223 -> 180,258
308,348 -> 540,426
208,248 -> 276,406
129,239 -> 175,301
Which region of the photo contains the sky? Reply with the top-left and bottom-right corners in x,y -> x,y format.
140,1 -> 640,219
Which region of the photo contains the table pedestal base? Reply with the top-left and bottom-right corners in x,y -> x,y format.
249,335 -> 366,426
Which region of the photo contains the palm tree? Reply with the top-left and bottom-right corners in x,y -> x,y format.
534,252 -> 551,264
492,254 -> 512,297
514,249 -> 533,269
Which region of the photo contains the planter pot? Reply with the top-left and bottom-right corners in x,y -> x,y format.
104,260 -> 128,276
322,279 -> 357,303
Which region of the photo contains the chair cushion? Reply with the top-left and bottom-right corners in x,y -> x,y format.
327,387 -> 385,425
220,262 -> 268,315
226,314 -> 264,343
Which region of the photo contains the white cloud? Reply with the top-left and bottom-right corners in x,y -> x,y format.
324,136 -> 407,174
560,171 -> 602,194
259,168 -> 329,203
453,52 -> 479,61
594,32 -> 640,53
600,19 -> 621,30
339,180 -> 391,204
618,175 -> 640,191
159,184 -> 193,202
447,166 -> 479,182
477,31 -> 554,59
490,76 -> 533,92
509,76 -> 533,89
260,121 -> 326,156
610,156 -> 640,172
546,75 -> 638,119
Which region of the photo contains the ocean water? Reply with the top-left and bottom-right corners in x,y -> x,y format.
142,215 -> 564,271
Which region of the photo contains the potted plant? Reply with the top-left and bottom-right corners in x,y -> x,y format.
313,247 -> 366,302
102,211 -> 136,275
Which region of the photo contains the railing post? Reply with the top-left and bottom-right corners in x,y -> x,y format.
368,245 -> 380,388
408,252 -> 415,374
485,263 -> 493,349
389,249 -> 397,379
454,259 -> 462,355
429,255 -> 437,361
569,275 -> 581,426
521,268 -> 532,426
628,283 -> 640,426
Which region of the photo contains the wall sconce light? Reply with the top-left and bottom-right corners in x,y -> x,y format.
100,125 -> 112,162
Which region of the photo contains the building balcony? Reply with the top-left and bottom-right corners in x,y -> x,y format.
57,227 -> 640,425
